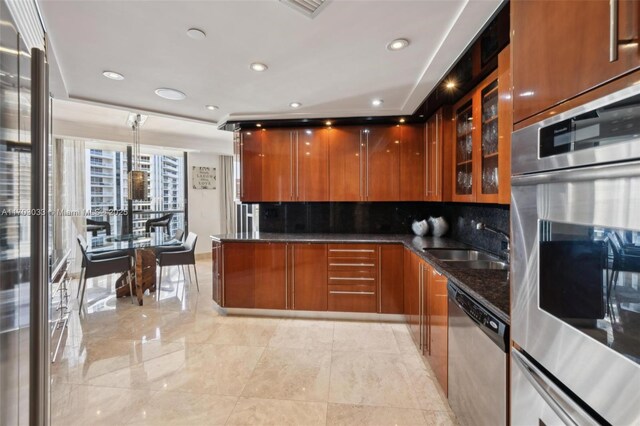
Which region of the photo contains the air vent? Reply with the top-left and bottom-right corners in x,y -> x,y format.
279,0 -> 330,18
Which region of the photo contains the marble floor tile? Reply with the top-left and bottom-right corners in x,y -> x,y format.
326,402 -> 430,426
332,327 -> 400,354
329,351 -> 421,409
51,384 -> 154,426
49,258 -> 457,425
242,347 -> 331,401
226,397 -> 327,426
268,321 -> 334,350
126,391 -> 238,425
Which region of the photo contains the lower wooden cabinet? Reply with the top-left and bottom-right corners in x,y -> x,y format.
254,243 -> 287,309
379,244 -> 404,314
425,264 -> 449,395
404,250 -> 421,345
291,244 -> 328,311
222,242 -> 255,308
212,241 -> 222,306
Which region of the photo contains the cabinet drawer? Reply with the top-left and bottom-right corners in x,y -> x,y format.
328,284 -> 377,313
328,270 -> 377,285
327,244 -> 378,258
328,257 -> 378,272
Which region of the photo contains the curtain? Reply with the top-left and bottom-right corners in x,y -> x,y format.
219,155 -> 236,234
56,139 -> 86,274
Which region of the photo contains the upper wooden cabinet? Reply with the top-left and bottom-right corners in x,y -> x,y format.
296,128 -> 329,201
399,124 -> 425,201
365,126 -> 400,201
451,48 -> 511,204
238,130 -> 263,202
512,0 -> 640,124
425,108 -> 452,202
328,127 -> 362,201
261,129 -> 292,202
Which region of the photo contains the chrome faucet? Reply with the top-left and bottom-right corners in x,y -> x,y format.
476,222 -> 510,254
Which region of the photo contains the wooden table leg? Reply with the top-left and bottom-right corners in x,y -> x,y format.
135,249 -> 157,306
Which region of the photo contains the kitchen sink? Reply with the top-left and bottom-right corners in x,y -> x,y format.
423,249 -> 498,261
447,260 -> 509,270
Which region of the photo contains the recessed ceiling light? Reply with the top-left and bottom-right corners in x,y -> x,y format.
250,62 -> 268,72
325,121 -> 332,126
155,88 -> 186,100
256,123 -> 262,128
372,99 -> 384,107
445,80 -> 456,89
205,105 -> 219,111
399,118 -> 406,123
387,38 -> 409,51
102,71 -> 124,81
186,28 -> 206,40
290,102 -> 302,108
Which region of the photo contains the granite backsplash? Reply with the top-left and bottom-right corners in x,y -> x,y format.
257,202 -> 510,259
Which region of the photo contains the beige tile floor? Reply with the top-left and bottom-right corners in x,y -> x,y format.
51,258 -> 456,426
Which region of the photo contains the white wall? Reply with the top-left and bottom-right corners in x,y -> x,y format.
187,153 -> 222,254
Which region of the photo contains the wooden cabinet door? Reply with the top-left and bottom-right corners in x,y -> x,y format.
254,243 -> 287,309
296,128 -> 329,201
404,250 -> 421,347
398,124 -> 425,201
223,243 -> 255,308
427,268 -> 449,396
512,0 -> 640,124
261,129 -> 293,201
425,109 -> 453,202
379,244 -> 404,314
497,47 -> 512,205
452,93 -> 477,202
365,125 -> 400,201
329,127 -> 363,201
291,244 -> 327,311
240,130 -> 262,202
212,241 -> 222,305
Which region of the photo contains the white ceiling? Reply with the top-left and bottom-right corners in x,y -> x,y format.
39,0 -> 503,125
53,99 -> 233,155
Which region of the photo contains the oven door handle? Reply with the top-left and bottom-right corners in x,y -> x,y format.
511,349 -> 600,426
512,159 -> 640,186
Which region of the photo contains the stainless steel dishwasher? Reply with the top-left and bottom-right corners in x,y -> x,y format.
448,282 -> 509,426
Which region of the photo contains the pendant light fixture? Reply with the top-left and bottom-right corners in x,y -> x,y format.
127,114 -> 149,200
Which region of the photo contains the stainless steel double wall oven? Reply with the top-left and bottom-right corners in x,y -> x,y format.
511,84 -> 640,425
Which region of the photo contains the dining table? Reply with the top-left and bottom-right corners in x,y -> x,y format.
86,232 -> 183,305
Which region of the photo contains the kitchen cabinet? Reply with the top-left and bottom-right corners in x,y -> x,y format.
296,128 -> 329,201
512,0 -> 640,124
291,244 -> 328,311
254,243 -> 287,309
399,124 -> 426,201
452,49 -> 510,204
379,244 -> 404,313
404,250 -> 421,346
328,127 -> 362,201
261,129 -> 293,201
328,244 -> 378,313
365,126 -> 400,201
425,265 -> 449,395
222,242 -> 255,308
238,130 -> 262,202
212,241 -> 222,305
425,107 -> 452,202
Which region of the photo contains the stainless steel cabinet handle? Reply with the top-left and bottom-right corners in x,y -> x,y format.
425,121 -> 430,197
366,133 -> 369,199
329,277 -> 375,281
435,113 -> 440,199
377,248 -> 382,313
239,132 -> 244,198
329,249 -> 375,253
512,349 -> 600,426
285,244 -> 289,309
419,264 -> 424,350
329,263 -> 375,267
329,290 -> 375,295
290,131 -> 294,200
295,132 -> 299,199
359,131 -> 363,199
610,0 -> 619,62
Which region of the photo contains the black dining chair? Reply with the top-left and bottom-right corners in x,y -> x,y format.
76,235 -> 134,310
145,213 -> 174,234
156,232 -> 199,296
86,218 -> 111,237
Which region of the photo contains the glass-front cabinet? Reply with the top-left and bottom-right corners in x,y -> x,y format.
451,47 -> 511,204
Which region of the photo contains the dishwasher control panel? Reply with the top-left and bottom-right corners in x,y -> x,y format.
449,282 -> 509,352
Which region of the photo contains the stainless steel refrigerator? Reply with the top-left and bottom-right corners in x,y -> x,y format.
1,0 -> 50,424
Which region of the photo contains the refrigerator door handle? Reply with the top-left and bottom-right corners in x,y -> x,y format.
511,349 -> 600,426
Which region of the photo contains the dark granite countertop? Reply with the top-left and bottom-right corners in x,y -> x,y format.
210,232 -> 510,324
